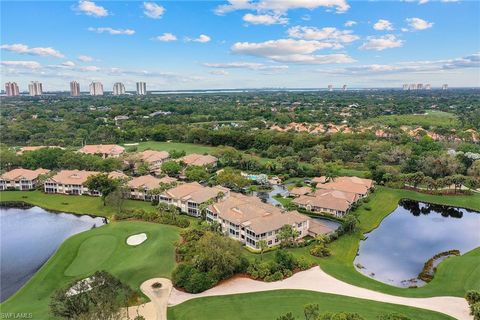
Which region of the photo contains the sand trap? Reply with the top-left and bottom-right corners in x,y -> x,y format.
126,233 -> 147,246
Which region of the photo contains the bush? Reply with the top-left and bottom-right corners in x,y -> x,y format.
319,312 -> 365,320
151,282 -> 162,289
310,244 -> 331,257
184,270 -> 217,293
377,313 -> 411,320
471,302 -> 480,320
466,290 -> 480,306
296,257 -> 313,270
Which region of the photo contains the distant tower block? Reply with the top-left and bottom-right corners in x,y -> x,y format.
328,84 -> 333,92
425,84 -> 431,90
342,84 -> 347,91
442,84 -> 448,90
402,84 -> 408,90
409,83 -> 416,90
417,83 -> 423,90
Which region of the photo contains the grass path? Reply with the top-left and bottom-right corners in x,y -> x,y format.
168,289 -> 456,320
127,141 -> 218,154
1,221 -> 179,319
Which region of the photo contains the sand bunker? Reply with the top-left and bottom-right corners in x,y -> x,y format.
126,233 -> 147,246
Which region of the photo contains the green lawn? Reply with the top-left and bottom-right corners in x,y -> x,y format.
362,110 -> 459,129
259,187 -> 480,298
1,221 -> 179,319
0,190 -> 154,218
167,290 -> 454,320
127,141 -> 218,155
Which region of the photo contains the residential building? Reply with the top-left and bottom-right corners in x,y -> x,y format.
28,81 -> 43,96
442,84 -> 448,90
44,170 -> 123,195
179,154 -> 218,167
289,186 -> 312,197
402,84 -> 408,91
136,82 -> 146,95
206,192 -> 316,249
342,84 -> 347,91
138,150 -> 170,172
293,189 -> 358,217
113,82 -> 126,95
425,84 -> 431,90
314,176 -> 374,198
328,84 -> 333,91
5,82 -> 20,96
0,168 -> 50,191
70,81 -> 80,96
127,175 -> 177,201
89,81 -> 103,96
159,182 -> 229,217
78,144 -> 125,158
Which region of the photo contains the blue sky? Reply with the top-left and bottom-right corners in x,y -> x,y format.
1,0 -> 479,91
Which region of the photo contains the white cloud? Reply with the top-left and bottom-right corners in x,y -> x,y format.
187,34 -> 211,43
143,2 -> 165,19
78,55 -> 94,62
301,14 -> 311,21
76,0 -> 108,17
215,0 -> 350,15
373,19 -> 394,31
344,20 -> 356,27
231,39 -> 355,64
61,61 -> 76,67
405,17 -> 434,31
243,13 -> 288,25
79,65 -> 101,72
359,34 -> 404,51
153,33 -> 177,42
287,26 -> 359,44
88,27 -> 135,35
209,70 -> 229,76
1,60 -> 42,69
418,0 -> 429,4
1,43 -> 64,58
318,52 -> 480,75
204,61 -> 288,71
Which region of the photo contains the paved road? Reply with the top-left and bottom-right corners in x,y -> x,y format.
126,278 -> 172,320
168,266 -> 471,320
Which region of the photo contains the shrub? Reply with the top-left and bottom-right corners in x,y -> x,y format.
151,282 -> 162,289
466,290 -> 480,306
184,270 -> 217,293
471,302 -> 480,320
377,313 -> 411,320
310,244 -> 331,257
296,257 -> 313,270
275,250 -> 296,270
319,312 -> 365,320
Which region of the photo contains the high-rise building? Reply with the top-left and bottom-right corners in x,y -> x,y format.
28,81 -> 43,96
442,84 -> 448,90
89,81 -> 104,96
5,82 -> 20,96
342,84 -> 347,91
425,84 -> 431,90
136,82 -> 147,95
70,81 -> 80,96
112,82 -> 126,95
409,83 -> 416,90
327,84 -> 333,92
402,84 -> 408,91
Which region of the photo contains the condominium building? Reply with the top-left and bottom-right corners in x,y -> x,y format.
5,82 -> 20,96
179,154 -> 218,167
342,84 -> 347,91
137,150 -> 170,173
136,82 -> 147,95
293,189 -> 358,217
28,81 -> 43,96
442,84 -> 448,90
70,81 -> 80,96
89,81 -> 104,96
402,84 -> 408,91
127,175 -> 177,201
159,182 -> 229,217
206,192 -> 313,249
327,84 -> 333,92
314,176 -> 374,198
44,170 -> 125,195
113,82 -> 126,96
78,144 -> 125,158
425,84 -> 431,90
0,168 -> 50,191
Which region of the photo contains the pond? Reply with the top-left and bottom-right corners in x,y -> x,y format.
0,205 -> 106,302
354,200 -> 480,287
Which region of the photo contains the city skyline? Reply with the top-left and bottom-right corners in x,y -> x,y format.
1,0 -> 479,90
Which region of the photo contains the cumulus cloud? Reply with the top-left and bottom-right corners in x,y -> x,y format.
317,52 -> 480,75
79,65 -> 101,72
231,39 -> 355,64
88,27 -> 135,35
1,60 -> 42,69
78,55 -> 94,62
344,20 -> 356,27
287,26 -> 359,44
186,34 -> 211,43
204,61 -> 288,71
143,2 -> 165,19
243,13 -> 288,25
1,43 -> 64,58
61,61 -> 76,67
373,19 -> 394,31
215,0 -> 350,16
359,34 -> 404,51
76,0 -> 108,17
153,33 -> 177,42
209,70 -> 229,76
405,17 -> 434,31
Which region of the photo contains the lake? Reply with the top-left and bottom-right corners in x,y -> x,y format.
0,205 -> 106,302
354,200 -> 480,287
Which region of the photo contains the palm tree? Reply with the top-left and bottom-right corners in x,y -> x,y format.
258,240 -> 268,260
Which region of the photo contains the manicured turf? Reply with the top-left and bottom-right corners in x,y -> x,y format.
128,141 -> 218,154
167,290 -> 454,320
363,110 -> 459,129
259,187 -> 480,298
1,221 -> 179,319
0,190 -> 154,217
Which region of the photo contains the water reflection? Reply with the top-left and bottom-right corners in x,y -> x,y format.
354,201 -> 480,287
0,206 -> 105,302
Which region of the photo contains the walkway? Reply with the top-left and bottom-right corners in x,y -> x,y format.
125,278 -> 172,320
168,266 -> 472,320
